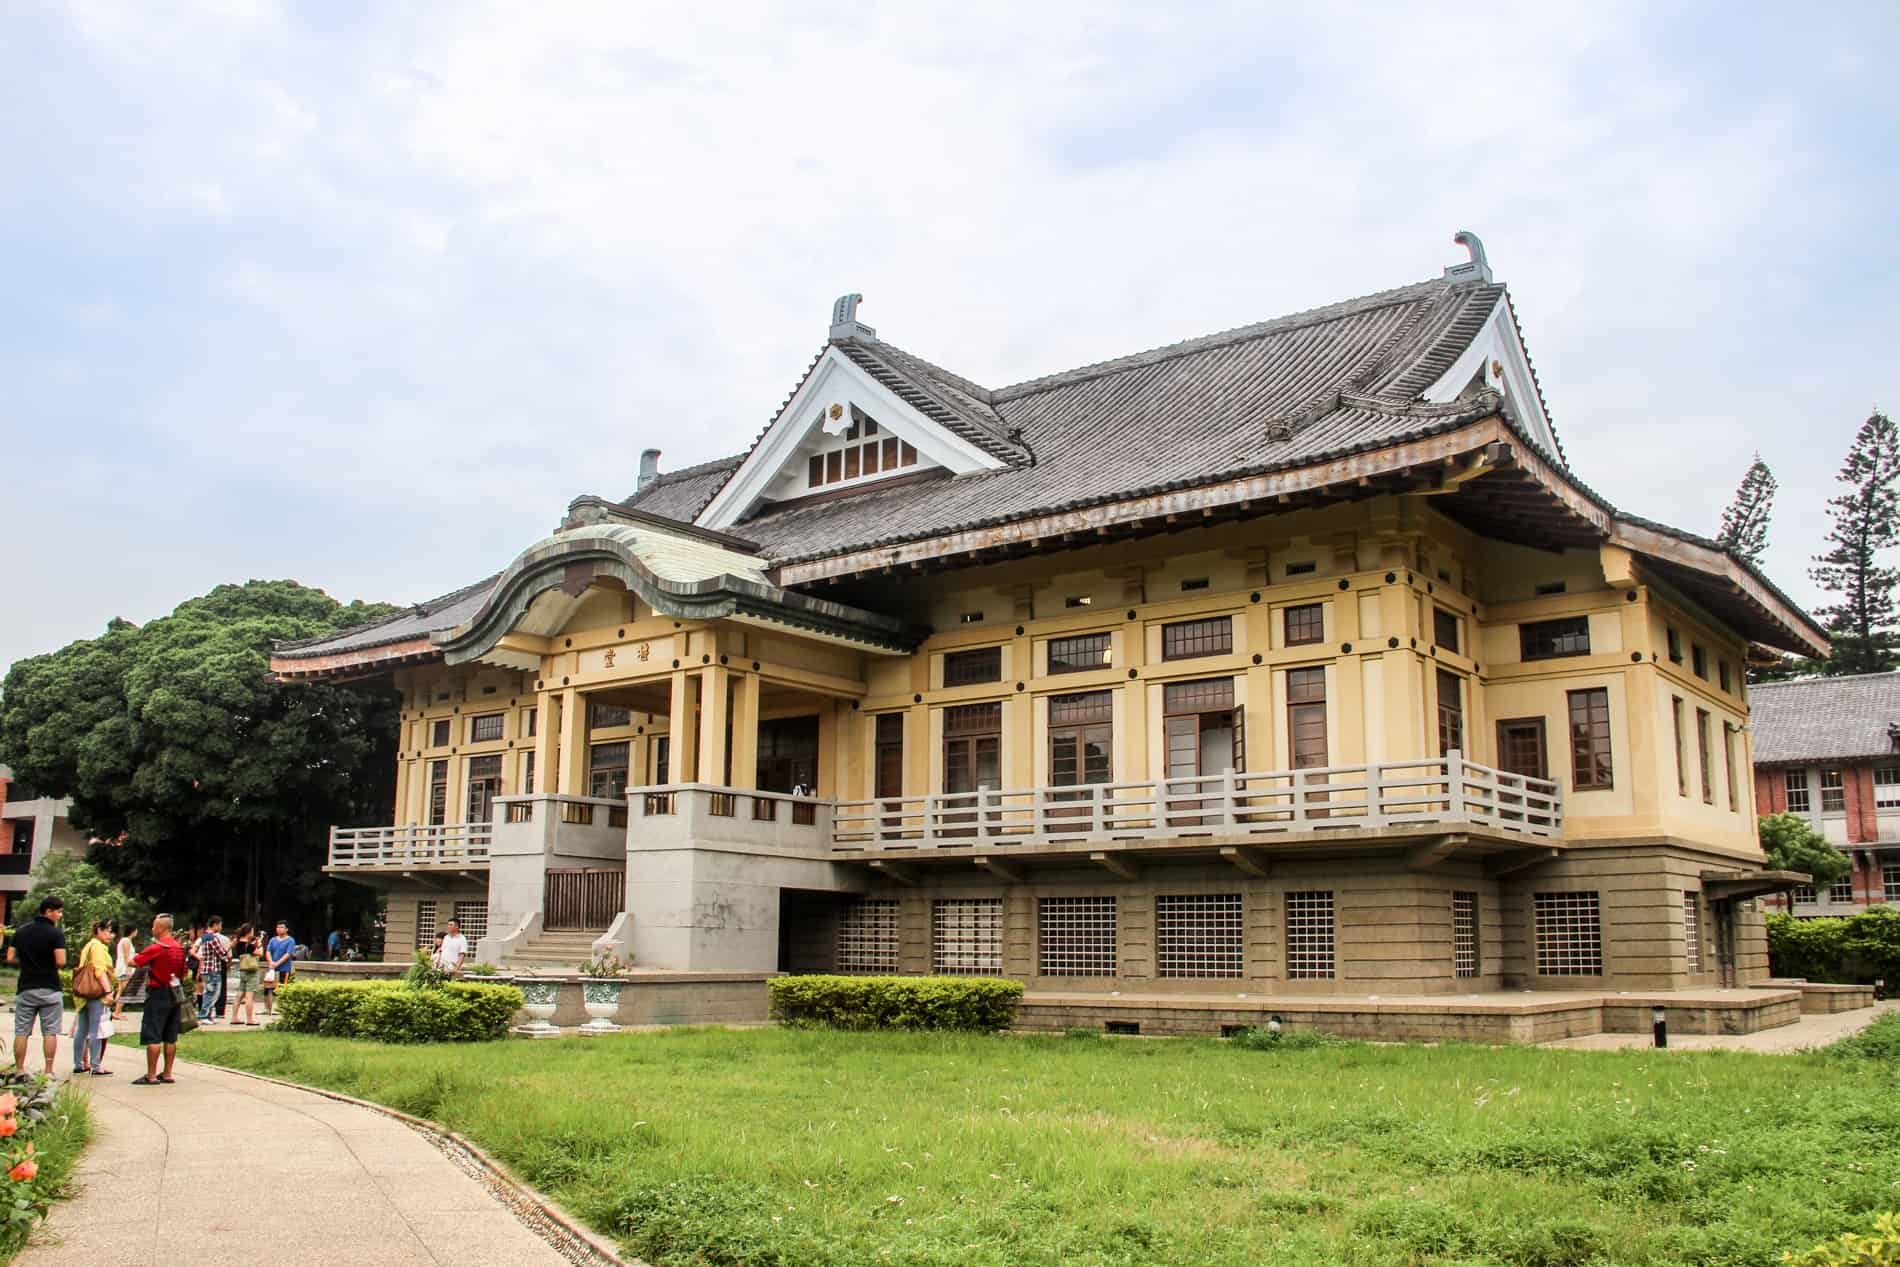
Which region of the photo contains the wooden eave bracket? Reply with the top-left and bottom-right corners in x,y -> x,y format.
1219,846 -> 1269,877
1090,851 -> 1139,880
1405,834 -> 1466,871
1484,847 -> 1560,879
869,859 -> 919,886
974,856 -> 1024,883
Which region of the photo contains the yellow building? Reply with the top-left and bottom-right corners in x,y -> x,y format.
273,234 -> 1828,1035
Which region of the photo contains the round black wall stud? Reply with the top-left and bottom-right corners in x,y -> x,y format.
1250,592 -> 1261,603
852,700 -> 861,710
1338,579 -> 1350,590
564,638 -> 572,648
752,661 -> 760,671
1429,646 -> 1437,656
1252,653 -> 1263,665
670,659 -> 679,669
1426,582 -> 1434,594
1127,610 -> 1137,621
561,676 -> 569,685
636,726 -> 644,735
719,655 -> 728,665
913,693 -> 923,703
1631,652 -> 1643,662
701,654 -> 710,664
673,621 -> 681,629
1385,572 -> 1396,583
1342,642 -> 1353,654
1015,626 -> 1024,636
1388,637 -> 1399,649
535,680 -> 543,690
1626,590 -> 1638,602
1409,637 -> 1417,648
1128,668 -> 1138,679
1015,682 -> 1025,692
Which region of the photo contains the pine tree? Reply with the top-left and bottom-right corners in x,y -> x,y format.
1716,453 -> 1776,565
1810,411 -> 1900,675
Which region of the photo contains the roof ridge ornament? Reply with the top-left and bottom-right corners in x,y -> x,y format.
1443,230 -> 1493,284
829,292 -> 877,342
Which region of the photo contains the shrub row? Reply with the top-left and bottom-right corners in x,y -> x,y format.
274,980 -> 524,1043
769,975 -> 1023,1032
1767,907 -> 1900,984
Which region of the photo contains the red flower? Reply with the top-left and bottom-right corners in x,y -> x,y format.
0,1118 -> 18,1138
9,1160 -> 36,1182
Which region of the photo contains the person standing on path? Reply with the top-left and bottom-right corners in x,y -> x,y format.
130,914 -> 187,1085
265,922 -> 296,988
71,919 -> 117,1076
7,898 -> 67,1077
435,920 -> 469,975
111,926 -> 140,1024
227,924 -> 260,1025
197,917 -> 230,1023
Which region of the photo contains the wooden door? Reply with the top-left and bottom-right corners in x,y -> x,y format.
1495,718 -> 1548,823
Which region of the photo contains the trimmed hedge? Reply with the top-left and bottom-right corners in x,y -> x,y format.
769,975 -> 1023,1032
274,979 -> 524,1043
1768,907 -> 1900,984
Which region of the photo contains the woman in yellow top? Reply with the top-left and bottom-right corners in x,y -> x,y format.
72,918 -> 118,1077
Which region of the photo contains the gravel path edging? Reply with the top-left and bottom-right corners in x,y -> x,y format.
203,1061 -> 643,1267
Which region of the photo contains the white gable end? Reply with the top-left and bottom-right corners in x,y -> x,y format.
1421,300 -> 1561,461
696,346 -> 1006,530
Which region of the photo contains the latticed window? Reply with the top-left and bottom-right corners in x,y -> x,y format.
1038,897 -> 1116,976
943,646 -> 1002,686
1683,894 -> 1702,973
836,899 -> 900,973
1287,668 -> 1326,769
1885,864 -> 1900,903
932,899 -> 1002,976
1453,891 -> 1479,978
1284,891 -> 1335,979
1567,689 -> 1612,789
1533,892 -> 1603,976
1829,879 -> 1853,903
943,703 -> 1002,795
1790,884 -> 1816,904
874,714 -> 904,799
589,742 -> 630,799
1433,607 -> 1460,653
1876,767 -> 1900,810
1161,616 -> 1233,661
453,901 -> 489,944
430,719 -> 451,747
468,712 -> 504,743
1284,604 -> 1324,647
415,900 -> 437,949
1821,769 -> 1845,813
1049,692 -> 1113,789
591,703 -> 633,729
1047,632 -> 1111,674
1785,769 -> 1811,813
1696,709 -> 1713,804
1520,616 -> 1590,661
1155,894 -> 1244,978
426,760 -> 449,826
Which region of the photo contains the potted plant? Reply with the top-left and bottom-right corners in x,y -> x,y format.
511,975 -> 562,1038
577,952 -> 632,1035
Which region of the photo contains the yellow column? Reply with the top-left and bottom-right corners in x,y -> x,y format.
669,669 -> 700,782
558,688 -> 588,795
533,692 -> 560,797
698,668 -> 731,786
392,755 -> 411,824
729,671 -> 760,790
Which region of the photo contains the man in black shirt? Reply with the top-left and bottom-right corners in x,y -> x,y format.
8,897 -> 68,1075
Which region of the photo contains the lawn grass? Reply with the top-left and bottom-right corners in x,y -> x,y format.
0,1085 -> 91,1264
171,1019 -> 1900,1267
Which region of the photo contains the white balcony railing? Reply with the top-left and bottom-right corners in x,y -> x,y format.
831,752 -> 1560,853
327,822 -> 493,868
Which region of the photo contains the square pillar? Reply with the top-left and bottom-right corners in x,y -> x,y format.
669,670 -> 701,782
698,668 -> 731,786
533,692 -> 561,798
557,687 -> 588,795
729,671 -> 760,790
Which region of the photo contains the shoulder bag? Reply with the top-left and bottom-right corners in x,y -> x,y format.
72,961 -> 112,1000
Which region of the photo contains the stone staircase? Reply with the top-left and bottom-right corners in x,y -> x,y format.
502,928 -> 605,973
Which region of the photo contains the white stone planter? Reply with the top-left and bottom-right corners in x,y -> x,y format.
512,978 -> 561,1038
579,978 -> 625,1035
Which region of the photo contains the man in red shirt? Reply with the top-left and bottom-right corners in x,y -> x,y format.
130,914 -> 188,1085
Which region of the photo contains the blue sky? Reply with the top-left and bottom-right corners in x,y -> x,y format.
3,2 -> 1896,674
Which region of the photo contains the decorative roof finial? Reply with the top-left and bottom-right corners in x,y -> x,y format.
829,292 -> 877,342
1444,230 -> 1493,284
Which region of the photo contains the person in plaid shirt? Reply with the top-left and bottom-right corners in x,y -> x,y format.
197,916 -> 231,1022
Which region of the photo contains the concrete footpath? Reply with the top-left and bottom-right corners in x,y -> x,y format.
15,1059 -> 581,1266
1543,1000 -> 1899,1052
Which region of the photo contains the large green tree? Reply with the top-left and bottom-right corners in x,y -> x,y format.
0,580 -> 400,938
1810,411 -> 1900,676
1717,453 -> 1777,566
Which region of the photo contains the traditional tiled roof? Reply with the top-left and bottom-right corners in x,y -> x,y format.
1749,672 -> 1900,765
623,455 -> 743,522
274,574 -> 499,661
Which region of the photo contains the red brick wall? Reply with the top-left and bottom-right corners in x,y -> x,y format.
1845,765 -> 1878,844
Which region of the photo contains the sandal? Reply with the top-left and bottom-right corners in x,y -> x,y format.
90,1069 -> 114,1076
157,1075 -> 176,1084
131,1076 -> 158,1085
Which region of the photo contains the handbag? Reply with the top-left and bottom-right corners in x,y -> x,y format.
72,963 -> 112,1000
238,952 -> 260,973
172,984 -> 200,1034
98,1016 -> 115,1040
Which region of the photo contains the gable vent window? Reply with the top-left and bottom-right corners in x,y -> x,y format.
1285,561 -> 1317,577
943,646 -> 1003,687
1065,595 -> 1094,609
1180,577 -> 1210,592
1535,581 -> 1567,596
959,611 -> 985,625
806,420 -> 917,490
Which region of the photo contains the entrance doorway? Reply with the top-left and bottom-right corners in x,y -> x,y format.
757,715 -> 819,793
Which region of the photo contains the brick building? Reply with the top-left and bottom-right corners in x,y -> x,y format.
1750,672 -> 1900,914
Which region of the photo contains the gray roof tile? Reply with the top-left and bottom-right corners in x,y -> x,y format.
1749,672 -> 1900,765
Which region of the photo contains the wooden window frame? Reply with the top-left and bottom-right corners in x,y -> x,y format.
1433,607 -> 1460,654
942,702 -> 1002,795
1161,616 -> 1233,661
1287,667 -> 1326,769
588,741 -> 630,799
1520,616 -> 1590,661
942,646 -> 1003,687
1435,668 -> 1464,756
1283,603 -> 1324,647
1566,688 -> 1613,790
1047,632 -> 1111,675
1496,717 -> 1549,781
874,714 -> 904,800
426,759 -> 449,825
464,754 -> 503,824
1672,697 -> 1688,797
429,719 -> 451,748
1696,708 -> 1713,804
1048,691 -> 1113,792
467,712 -> 504,744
